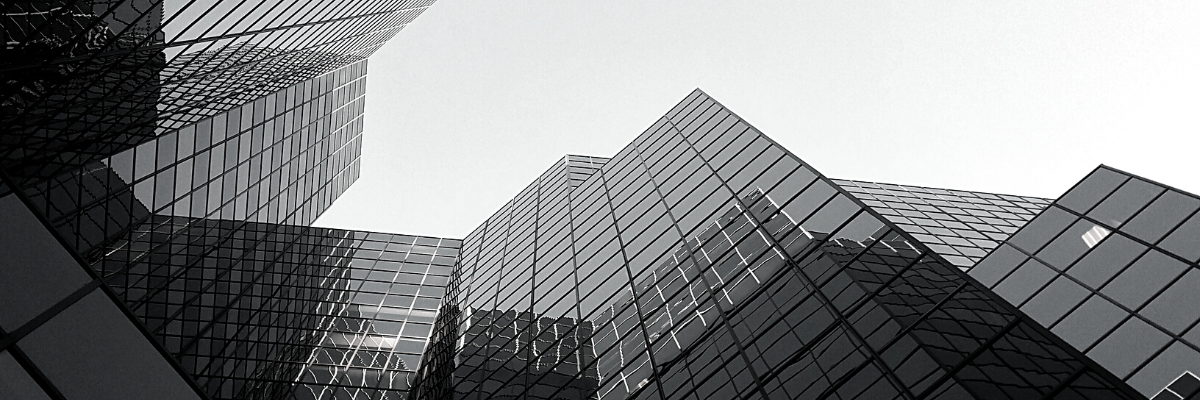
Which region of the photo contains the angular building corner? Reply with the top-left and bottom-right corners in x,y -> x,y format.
407,89 -> 1160,400
3,3 -> 1197,396
2,1 -> 444,399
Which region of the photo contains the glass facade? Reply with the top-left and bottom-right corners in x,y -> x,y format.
835,179 -> 1051,269
2,1 -> 443,399
2,0 -> 435,184
411,90 -> 1141,400
1153,371 -> 1200,400
4,3 -> 1191,394
971,166 -> 1200,397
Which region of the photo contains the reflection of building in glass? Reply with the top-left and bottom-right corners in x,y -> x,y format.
972,166 -> 1200,398
1153,371 -> 1200,400
412,90 -> 1145,400
3,0 -> 434,184
1,1 -> 442,399
6,15 -> 1197,395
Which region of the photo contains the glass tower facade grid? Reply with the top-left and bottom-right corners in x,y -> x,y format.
1,1 -> 443,399
970,165 -> 1200,397
5,2 -> 1195,393
3,0 -> 436,184
411,90 -> 1142,400
834,179 -> 1052,269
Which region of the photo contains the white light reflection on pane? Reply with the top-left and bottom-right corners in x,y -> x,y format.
1082,225 -> 1111,248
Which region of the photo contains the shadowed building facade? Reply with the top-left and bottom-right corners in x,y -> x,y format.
411,90 -> 1146,400
1,1 -> 444,399
4,9 -> 1197,395
970,166 -> 1200,398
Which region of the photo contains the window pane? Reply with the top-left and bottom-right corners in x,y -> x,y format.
1058,168 -> 1128,215
1052,295 -> 1127,350
1139,269 -> 1200,335
1035,219 -> 1100,269
1086,317 -> 1170,379
1126,342 -> 1200,397
993,258 -> 1056,306
20,290 -> 201,400
1100,249 -> 1187,310
1087,178 -> 1163,228
0,351 -> 51,400
1122,190 -> 1200,244
1066,232 -> 1146,290
1022,276 -> 1090,327
0,196 -> 91,330
1008,206 -> 1074,254
1159,212 -> 1200,263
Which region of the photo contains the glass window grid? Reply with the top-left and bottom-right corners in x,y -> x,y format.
21,61 -> 369,276
834,179 -> 1051,269
975,165 -> 1200,396
412,90 -> 1141,400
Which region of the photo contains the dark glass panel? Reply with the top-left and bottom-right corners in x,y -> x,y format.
968,244 -> 1028,287
1123,190 -> 1200,244
1059,168 -> 1129,215
1088,178 -> 1164,228
1100,249 -> 1187,310
1052,295 -> 1127,350
1140,269 -> 1200,335
1008,206 -> 1075,254
1036,219 -> 1103,270
21,290 -> 201,400
0,195 -> 91,329
1022,275 -> 1091,327
1159,213 -> 1200,263
1066,232 -> 1146,290
993,258 -> 1056,306
1126,341 -> 1200,398
1086,317 -> 1170,379
0,351 -> 52,400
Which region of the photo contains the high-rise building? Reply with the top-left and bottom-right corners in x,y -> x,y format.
970,165 -> 1200,398
411,90 -> 1147,400
1,1 -> 443,399
4,5 -> 1197,395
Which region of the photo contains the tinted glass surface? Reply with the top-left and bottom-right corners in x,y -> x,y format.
975,166 -> 1200,397
412,91 -> 1141,400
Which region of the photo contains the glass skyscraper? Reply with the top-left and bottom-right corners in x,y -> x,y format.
2,1 -> 442,399
410,90 -> 1145,400
2,3 -> 1197,398
971,166 -> 1200,398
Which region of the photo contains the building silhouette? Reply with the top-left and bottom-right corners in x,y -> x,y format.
2,4 -> 1197,397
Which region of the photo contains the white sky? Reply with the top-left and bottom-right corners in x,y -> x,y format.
314,0 -> 1200,239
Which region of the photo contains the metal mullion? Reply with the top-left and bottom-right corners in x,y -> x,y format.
2,343 -> 71,400
910,317 -> 1021,400
665,94 -> 919,400
627,128 -> 769,398
5,0 -> 175,131
826,170 -> 1139,397
479,170 -> 554,398
6,2 -> 392,146
999,204 -> 1200,359
0,171 -> 211,399
187,233 -> 330,377
42,69 -> 354,261
590,160 -> 669,400
131,139 -> 360,323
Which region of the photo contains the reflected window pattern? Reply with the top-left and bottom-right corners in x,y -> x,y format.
412,90 -> 1142,400
972,165 -> 1200,397
294,234 -> 460,400
835,179 -> 1051,269
30,60 -> 368,264
3,0 -> 436,184
1153,371 -> 1200,400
